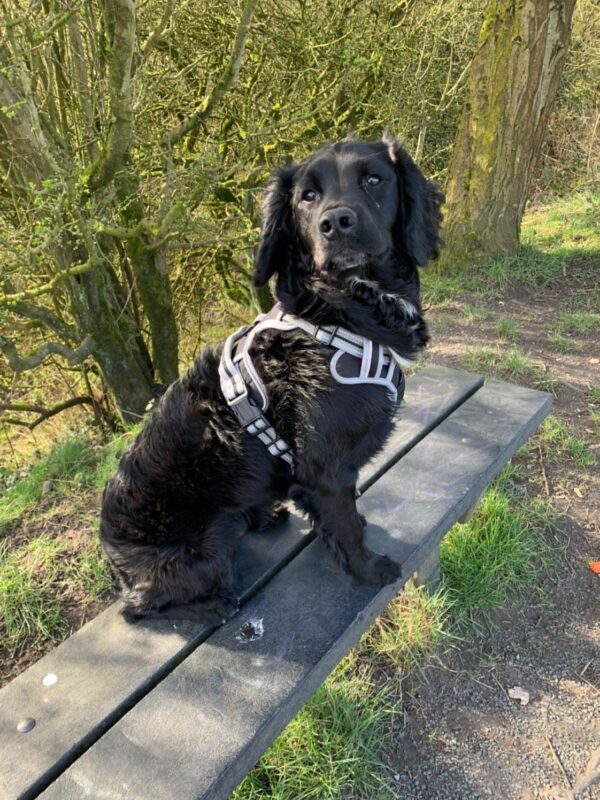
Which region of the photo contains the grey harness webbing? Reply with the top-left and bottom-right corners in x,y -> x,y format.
218,305 -> 408,470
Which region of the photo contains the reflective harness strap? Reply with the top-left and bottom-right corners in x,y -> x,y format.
218,307 -> 407,471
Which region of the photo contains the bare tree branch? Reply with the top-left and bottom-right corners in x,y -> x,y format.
0,334 -> 93,372
141,0 -> 175,56
0,260 -> 94,307
0,395 -> 94,429
160,0 -> 259,148
10,301 -> 79,343
88,0 -> 136,191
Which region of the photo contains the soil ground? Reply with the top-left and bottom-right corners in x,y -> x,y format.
384,270 -> 600,799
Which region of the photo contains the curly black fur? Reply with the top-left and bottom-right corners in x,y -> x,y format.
100,137 -> 444,623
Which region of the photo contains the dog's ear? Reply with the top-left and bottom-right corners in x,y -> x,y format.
384,135 -> 444,267
253,164 -> 298,288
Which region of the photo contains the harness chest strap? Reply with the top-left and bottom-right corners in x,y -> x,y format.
218,306 -> 407,470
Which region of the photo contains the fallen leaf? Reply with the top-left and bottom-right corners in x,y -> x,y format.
508,686 -> 530,706
574,487 -> 584,499
589,562 -> 600,575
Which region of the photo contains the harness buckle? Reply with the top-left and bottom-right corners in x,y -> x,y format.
229,393 -> 263,427
316,325 -> 338,347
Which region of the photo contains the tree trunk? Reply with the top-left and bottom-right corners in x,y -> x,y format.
441,0 -> 577,269
72,264 -> 156,423
115,167 -> 180,385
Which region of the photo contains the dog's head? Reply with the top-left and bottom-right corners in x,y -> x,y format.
253,136 -> 444,294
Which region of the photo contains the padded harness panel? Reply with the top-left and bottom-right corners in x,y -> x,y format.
219,305 -> 406,470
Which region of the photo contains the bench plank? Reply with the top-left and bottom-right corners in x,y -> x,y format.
0,365 -> 481,800
40,380 -> 551,800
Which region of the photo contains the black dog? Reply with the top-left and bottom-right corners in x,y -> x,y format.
100,136 -> 444,623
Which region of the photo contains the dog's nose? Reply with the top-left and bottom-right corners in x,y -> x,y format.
319,207 -> 358,238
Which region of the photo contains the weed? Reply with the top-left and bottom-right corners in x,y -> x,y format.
497,319 -> 520,342
463,347 -> 556,391
558,312 -> 599,336
539,416 -> 596,467
549,332 -> 578,353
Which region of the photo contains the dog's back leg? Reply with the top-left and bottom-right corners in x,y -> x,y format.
119,511 -> 245,622
244,501 -> 290,533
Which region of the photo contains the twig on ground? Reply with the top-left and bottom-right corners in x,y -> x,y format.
538,444 -> 551,495
545,735 -> 574,796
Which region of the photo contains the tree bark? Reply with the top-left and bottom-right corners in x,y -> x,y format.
441,0 -> 577,269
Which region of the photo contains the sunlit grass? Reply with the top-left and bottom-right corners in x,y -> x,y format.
549,332 -> 579,353
497,318 -> 520,342
463,346 -> 556,392
440,466 -> 557,625
0,536 -> 68,654
0,438 -> 96,533
538,415 -> 596,468
482,193 -> 600,290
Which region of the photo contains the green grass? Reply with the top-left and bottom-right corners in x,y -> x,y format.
549,332 -> 578,353
0,425 -> 142,535
497,318 -> 520,342
357,581 -> 448,674
482,193 -> 600,291
558,312 -> 600,335
590,410 -> 600,437
538,416 -> 596,467
0,536 -> 69,653
440,466 -> 557,625
421,271 -> 474,306
0,530 -> 111,656
463,346 -> 556,392
589,386 -> 600,404
0,438 -> 97,533
233,661 -> 397,800
0,429 -> 141,657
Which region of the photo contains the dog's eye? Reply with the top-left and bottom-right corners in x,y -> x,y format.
302,189 -> 317,202
365,175 -> 382,187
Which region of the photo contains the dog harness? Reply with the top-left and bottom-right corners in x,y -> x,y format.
218,305 -> 407,470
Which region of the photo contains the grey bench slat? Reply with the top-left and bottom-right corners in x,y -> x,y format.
40,380 -> 551,800
0,365 -> 481,800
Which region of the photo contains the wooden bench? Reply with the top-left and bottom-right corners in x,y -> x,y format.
0,365 -> 552,800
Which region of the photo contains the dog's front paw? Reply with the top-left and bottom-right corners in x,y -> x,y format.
355,553 -> 402,586
212,590 -> 240,623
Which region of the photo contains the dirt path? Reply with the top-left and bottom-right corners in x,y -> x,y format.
383,276 -> 600,799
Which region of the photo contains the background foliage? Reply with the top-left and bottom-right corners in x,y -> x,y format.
0,0 -> 598,440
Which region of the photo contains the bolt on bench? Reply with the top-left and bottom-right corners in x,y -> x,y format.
0,365 -> 552,800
